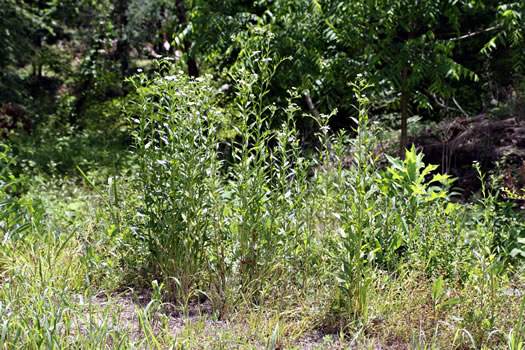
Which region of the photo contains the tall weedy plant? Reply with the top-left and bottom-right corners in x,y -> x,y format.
127,26 -> 338,312
127,70 -> 222,301
334,78 -> 380,321
378,145 -> 457,273
226,26 -> 310,298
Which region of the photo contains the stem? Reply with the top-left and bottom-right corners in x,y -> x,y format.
304,92 -> 335,159
176,0 -> 199,78
400,68 -> 409,159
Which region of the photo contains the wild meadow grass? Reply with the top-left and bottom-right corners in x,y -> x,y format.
1,30 -> 524,349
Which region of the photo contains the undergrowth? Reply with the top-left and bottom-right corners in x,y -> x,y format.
0,27 -> 523,349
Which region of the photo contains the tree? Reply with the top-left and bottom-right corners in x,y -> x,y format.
314,0 -> 481,156
480,1 -> 525,98
0,0 -> 50,102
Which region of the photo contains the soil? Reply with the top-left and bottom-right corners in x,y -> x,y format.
411,114 -> 525,199
86,290 -> 402,349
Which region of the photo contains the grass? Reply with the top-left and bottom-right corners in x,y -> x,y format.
0,172 -> 522,348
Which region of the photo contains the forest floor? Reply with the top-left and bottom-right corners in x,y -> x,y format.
413,114 -> 525,198
87,290 -> 407,349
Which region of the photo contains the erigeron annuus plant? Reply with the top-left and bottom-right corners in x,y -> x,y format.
333,78 -> 380,321
126,25 -> 321,309
226,25 -> 314,298
127,69 -> 222,302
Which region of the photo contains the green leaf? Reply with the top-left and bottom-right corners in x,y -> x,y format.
432,276 -> 444,303
421,164 -> 438,178
428,191 -> 446,201
430,173 -> 451,184
510,248 -> 525,258
388,233 -> 403,252
438,296 -> 461,310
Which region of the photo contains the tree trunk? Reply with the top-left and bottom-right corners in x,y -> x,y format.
400,68 -> 408,159
114,0 -> 129,77
176,0 -> 199,78
185,42 -> 199,78
304,92 -> 335,159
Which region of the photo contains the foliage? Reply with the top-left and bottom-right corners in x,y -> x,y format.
125,28 -> 325,309
0,0 -> 51,103
0,144 -> 31,246
381,145 -> 454,220
0,66 -> 523,348
0,0 -> 50,70
1,2 -> 525,349
127,69 -> 221,300
180,0 -> 524,150
329,79 -> 380,321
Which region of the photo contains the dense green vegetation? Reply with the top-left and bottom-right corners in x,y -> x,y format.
1,0 -> 524,348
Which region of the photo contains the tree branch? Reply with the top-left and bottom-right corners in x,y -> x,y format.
304,92 -> 335,159
447,25 -> 501,41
